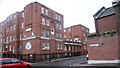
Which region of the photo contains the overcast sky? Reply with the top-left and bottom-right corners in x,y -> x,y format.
0,0 -> 113,33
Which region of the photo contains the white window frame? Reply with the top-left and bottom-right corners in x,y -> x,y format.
46,19 -> 49,26
60,24 -> 62,30
41,7 -> 44,14
57,43 -> 59,50
42,18 -> 45,25
10,35 -> 12,41
45,9 -> 48,15
9,45 -> 11,51
13,24 -> 15,30
46,43 -> 50,50
42,29 -> 46,37
60,43 -> 62,49
64,35 -> 66,38
46,30 -> 50,38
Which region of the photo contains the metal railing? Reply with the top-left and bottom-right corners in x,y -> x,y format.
2,52 -> 83,62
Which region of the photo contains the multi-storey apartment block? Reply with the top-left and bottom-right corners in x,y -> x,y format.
64,24 -> 89,56
0,2 -> 64,60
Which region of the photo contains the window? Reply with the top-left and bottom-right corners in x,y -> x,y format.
45,9 -> 48,15
13,35 -> 15,41
10,26 -> 12,31
6,36 -> 8,42
55,14 -> 58,19
11,59 -> 20,63
64,29 -> 66,32
69,46 -> 71,50
42,42 -> 46,50
13,46 -> 15,53
69,34 -> 72,38
84,46 -> 87,49
22,22 -> 24,29
46,30 -> 50,38
57,43 -> 59,50
58,15 -> 61,21
46,19 -> 49,26
60,43 -> 62,49
13,24 -> 15,30
41,7 -> 44,14
57,43 -> 62,50
42,42 -> 50,50
59,34 -> 62,39
46,43 -> 50,50
10,35 -> 12,41
42,29 -> 45,37
65,46 -> 67,51
60,24 -> 62,30
42,18 -> 45,25
56,23 -> 59,29
9,45 -> 11,51
56,33 -> 59,39
26,24 -> 32,32
64,35 -> 66,38
2,60 -> 11,64
20,34 -> 22,40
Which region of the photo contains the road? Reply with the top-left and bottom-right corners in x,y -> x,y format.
32,55 -> 87,68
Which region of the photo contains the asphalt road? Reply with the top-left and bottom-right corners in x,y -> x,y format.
32,55 -> 87,68
32,55 -> 118,68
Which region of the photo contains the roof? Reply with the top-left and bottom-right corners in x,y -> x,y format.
94,7 -> 115,19
0,58 -> 17,60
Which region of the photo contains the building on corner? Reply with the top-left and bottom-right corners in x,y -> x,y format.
64,24 -> 89,57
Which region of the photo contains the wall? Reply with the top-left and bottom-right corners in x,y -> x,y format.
95,15 -> 117,33
87,33 -> 118,63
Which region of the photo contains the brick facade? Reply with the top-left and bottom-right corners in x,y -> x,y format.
0,2 -> 64,59
64,24 -> 89,55
95,14 -> 117,33
87,0 -> 120,64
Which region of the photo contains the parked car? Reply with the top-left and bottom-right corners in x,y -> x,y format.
0,58 -> 32,68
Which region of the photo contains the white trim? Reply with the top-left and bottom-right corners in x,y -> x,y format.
22,36 -> 36,40
88,60 -> 120,64
26,28 -> 31,32
56,39 -> 63,41
40,36 -> 50,40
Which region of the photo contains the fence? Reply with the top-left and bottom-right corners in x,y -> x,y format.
2,52 -> 82,62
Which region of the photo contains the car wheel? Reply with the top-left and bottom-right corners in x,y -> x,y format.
25,65 -> 31,68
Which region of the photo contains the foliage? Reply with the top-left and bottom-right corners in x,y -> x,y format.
87,30 -> 116,38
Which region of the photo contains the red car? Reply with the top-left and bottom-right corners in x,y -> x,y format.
0,58 -> 32,68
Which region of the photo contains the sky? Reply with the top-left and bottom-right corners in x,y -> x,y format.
0,0 -> 114,33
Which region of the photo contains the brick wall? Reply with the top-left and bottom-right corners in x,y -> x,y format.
95,15 -> 117,33
87,33 -> 118,60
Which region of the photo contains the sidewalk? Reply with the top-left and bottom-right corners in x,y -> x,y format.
32,55 -> 85,64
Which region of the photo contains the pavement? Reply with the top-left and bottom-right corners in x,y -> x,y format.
32,56 -> 76,65
32,56 -> 119,67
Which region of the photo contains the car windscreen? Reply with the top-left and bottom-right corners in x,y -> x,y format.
10,59 -> 20,63
1,59 -> 11,64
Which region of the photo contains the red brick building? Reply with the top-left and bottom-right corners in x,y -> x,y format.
0,23 -> 2,57
64,24 -> 89,56
0,2 -> 64,59
21,2 -> 64,59
87,0 -> 120,64
1,12 -> 21,57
